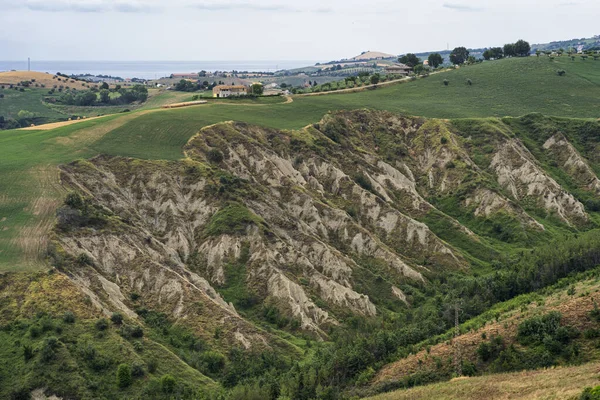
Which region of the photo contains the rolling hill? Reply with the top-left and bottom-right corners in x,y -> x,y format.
1,55 -> 600,399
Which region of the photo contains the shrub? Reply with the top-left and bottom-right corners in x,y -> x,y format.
580,386 -> 600,400
467,79 -> 472,85
40,337 -> 59,363
354,173 -> 374,193
161,374 -> 176,393
557,70 -> 566,76
76,253 -> 93,266
443,79 -> 449,86
23,344 -> 34,361
147,359 -> 158,373
116,363 -> 132,388
63,311 -> 75,323
120,324 -> 144,339
95,318 -> 109,331
201,351 -> 226,374
111,312 -> 124,325
206,148 -> 224,163
132,361 -> 145,377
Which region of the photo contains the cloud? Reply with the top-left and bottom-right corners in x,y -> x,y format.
189,2 -> 332,13
442,3 -> 484,12
15,0 -> 159,13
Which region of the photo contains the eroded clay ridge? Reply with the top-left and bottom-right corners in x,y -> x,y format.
52,110 -> 598,344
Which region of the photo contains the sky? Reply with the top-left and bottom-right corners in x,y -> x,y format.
1,0 -> 598,61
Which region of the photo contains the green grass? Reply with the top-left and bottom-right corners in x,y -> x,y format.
0,88 -> 65,122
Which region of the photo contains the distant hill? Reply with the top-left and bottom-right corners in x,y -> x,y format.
350,51 -> 396,60
532,35 -> 600,52
0,70 -> 91,90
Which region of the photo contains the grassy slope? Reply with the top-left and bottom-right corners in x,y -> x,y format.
364,271 -> 600,399
366,362 -> 600,400
0,88 -> 65,121
1,56 -> 599,270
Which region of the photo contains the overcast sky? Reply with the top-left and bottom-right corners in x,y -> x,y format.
1,0 -> 598,61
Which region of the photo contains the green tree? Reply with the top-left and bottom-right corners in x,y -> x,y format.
116,363 -> 132,388
428,53 -> 444,68
98,89 -> 110,104
370,74 -> 380,85
514,39 -> 531,57
399,53 -> 421,68
449,47 -> 470,65
251,83 -> 263,95
504,43 -> 516,57
100,81 -> 109,90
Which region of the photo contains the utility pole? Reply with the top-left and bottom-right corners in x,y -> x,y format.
454,302 -> 462,377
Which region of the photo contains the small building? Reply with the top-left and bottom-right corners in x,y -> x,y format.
384,63 -> 411,76
212,85 -> 249,98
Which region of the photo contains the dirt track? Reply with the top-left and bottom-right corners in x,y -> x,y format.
19,116 -> 106,131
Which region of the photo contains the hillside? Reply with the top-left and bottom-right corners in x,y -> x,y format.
1,54 -> 600,398
367,362 -> 600,400
351,51 -> 396,61
1,107 -> 600,397
0,71 -> 93,90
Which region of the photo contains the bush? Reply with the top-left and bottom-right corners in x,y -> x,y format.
557,70 -> 566,76
201,351 -> 226,374
207,148 -> 224,163
95,318 -> 109,331
580,386 -> 600,400
111,312 -> 124,325
443,79 -> 449,86
131,361 -> 145,377
120,323 -> 144,339
517,312 -> 562,345
63,311 -> 75,323
467,79 -> 473,85
116,363 -> 132,388
40,337 -> 59,363
161,374 -> 176,393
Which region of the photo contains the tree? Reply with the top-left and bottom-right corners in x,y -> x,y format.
449,47 -> 470,65
251,83 -> 263,95
413,64 -> 425,75
370,74 -> 380,85
399,53 -> 421,68
503,43 -> 516,57
428,53 -> 444,68
98,89 -> 110,104
116,364 -> 132,388
514,40 -> 531,57
99,81 -> 109,90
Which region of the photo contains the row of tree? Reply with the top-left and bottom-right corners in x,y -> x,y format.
399,39 -> 532,69
57,85 -> 148,106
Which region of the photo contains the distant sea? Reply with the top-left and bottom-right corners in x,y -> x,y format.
0,60 -> 321,80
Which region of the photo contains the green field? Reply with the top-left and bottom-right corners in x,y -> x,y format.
1,55 -> 600,270
0,88 -> 65,122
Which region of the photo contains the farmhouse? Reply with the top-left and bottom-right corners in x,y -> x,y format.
212,85 -> 249,98
385,63 -> 411,76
